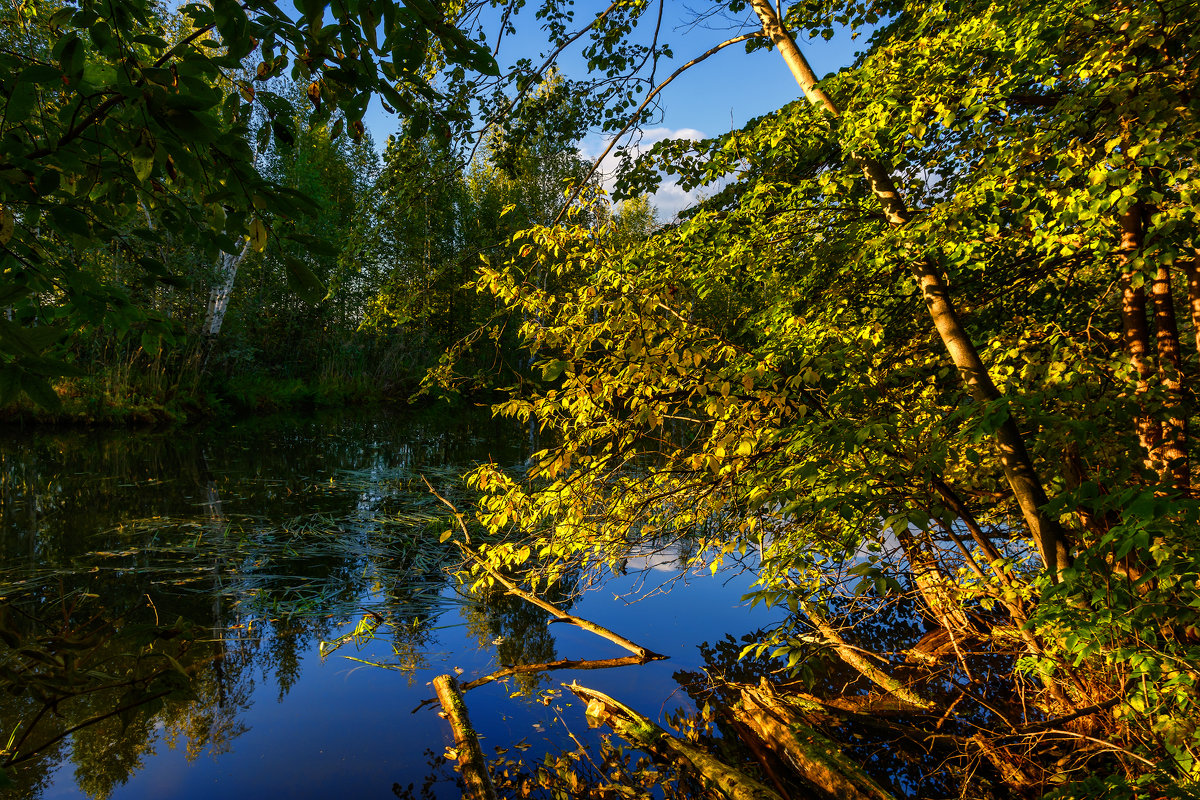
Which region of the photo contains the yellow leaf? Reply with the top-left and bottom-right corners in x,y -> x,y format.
250,217 -> 268,252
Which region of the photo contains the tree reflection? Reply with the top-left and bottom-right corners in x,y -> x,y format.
0,408 -> 526,798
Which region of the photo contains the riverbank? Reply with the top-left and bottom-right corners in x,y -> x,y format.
0,371 -> 404,428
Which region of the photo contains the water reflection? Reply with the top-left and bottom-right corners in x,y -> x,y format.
0,409 -> 777,800
0,408 -> 530,799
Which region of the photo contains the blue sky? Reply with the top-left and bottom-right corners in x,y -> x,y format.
363,4 -> 867,218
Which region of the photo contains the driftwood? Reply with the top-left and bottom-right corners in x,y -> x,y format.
433,674 -> 498,800
732,682 -> 897,800
567,682 -> 785,800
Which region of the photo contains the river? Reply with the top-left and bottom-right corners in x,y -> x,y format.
0,407 -> 779,799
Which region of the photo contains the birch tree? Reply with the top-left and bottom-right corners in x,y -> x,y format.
430,0 -> 1200,794
0,0 -> 499,405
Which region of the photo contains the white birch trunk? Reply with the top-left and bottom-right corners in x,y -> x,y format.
203,237 -> 253,341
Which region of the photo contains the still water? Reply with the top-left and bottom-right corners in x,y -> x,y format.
0,408 -> 777,799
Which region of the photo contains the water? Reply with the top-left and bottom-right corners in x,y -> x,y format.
0,408 -> 778,799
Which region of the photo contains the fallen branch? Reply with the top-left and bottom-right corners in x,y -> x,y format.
733,682 -> 897,800
459,655 -> 648,692
567,681 -> 784,800
425,477 -> 666,661
798,599 -> 936,712
433,674 -> 499,800
413,656 -> 652,713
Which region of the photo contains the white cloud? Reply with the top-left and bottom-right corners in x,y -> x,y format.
578,126 -> 711,222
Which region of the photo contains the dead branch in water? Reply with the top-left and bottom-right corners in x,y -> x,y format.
433,674 -> 499,800
425,476 -> 666,661
566,681 -> 785,800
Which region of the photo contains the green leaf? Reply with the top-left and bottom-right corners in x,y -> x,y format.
283,256 -> 327,303
0,319 -> 41,356
271,117 -> 295,147
541,360 -> 567,381
132,129 -> 156,182
48,205 -> 90,237
249,218 -> 268,252
54,33 -> 85,80
82,60 -> 118,87
0,204 -> 13,245
141,330 -> 160,356
286,232 -> 337,256
4,77 -> 39,122
0,366 -> 20,407
20,372 -> 61,411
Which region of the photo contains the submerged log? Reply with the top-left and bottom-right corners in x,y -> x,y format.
567,681 -> 784,800
433,674 -> 498,800
733,682 -> 897,800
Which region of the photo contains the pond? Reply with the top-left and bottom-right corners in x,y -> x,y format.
0,407 -> 781,799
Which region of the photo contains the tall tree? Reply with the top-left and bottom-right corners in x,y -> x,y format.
0,0 -> 498,406
431,0 -> 1200,793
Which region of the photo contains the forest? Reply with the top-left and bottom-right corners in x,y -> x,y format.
2,0 -> 1200,797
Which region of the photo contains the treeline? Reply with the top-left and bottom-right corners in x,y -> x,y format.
0,0 -> 648,423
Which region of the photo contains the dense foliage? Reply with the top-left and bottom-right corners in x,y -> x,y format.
430,0 -> 1200,795
5,0 -> 1200,794
0,0 -> 499,417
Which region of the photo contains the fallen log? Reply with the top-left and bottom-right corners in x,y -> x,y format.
567,681 -> 784,800
733,682 -> 897,800
433,674 -> 498,800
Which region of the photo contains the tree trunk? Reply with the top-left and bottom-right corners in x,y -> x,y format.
203,239 -> 252,340
748,0 -> 1072,577
199,237 -> 253,368
1151,260 -> 1188,493
1182,257 -> 1200,357
1120,206 -> 1162,476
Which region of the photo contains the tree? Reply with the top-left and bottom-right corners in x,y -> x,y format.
0,0 -> 498,407
434,0 -> 1200,793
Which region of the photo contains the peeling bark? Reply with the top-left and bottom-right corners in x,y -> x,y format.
1182,257 -> 1200,357
200,237 -> 253,368
1151,260 -> 1188,493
